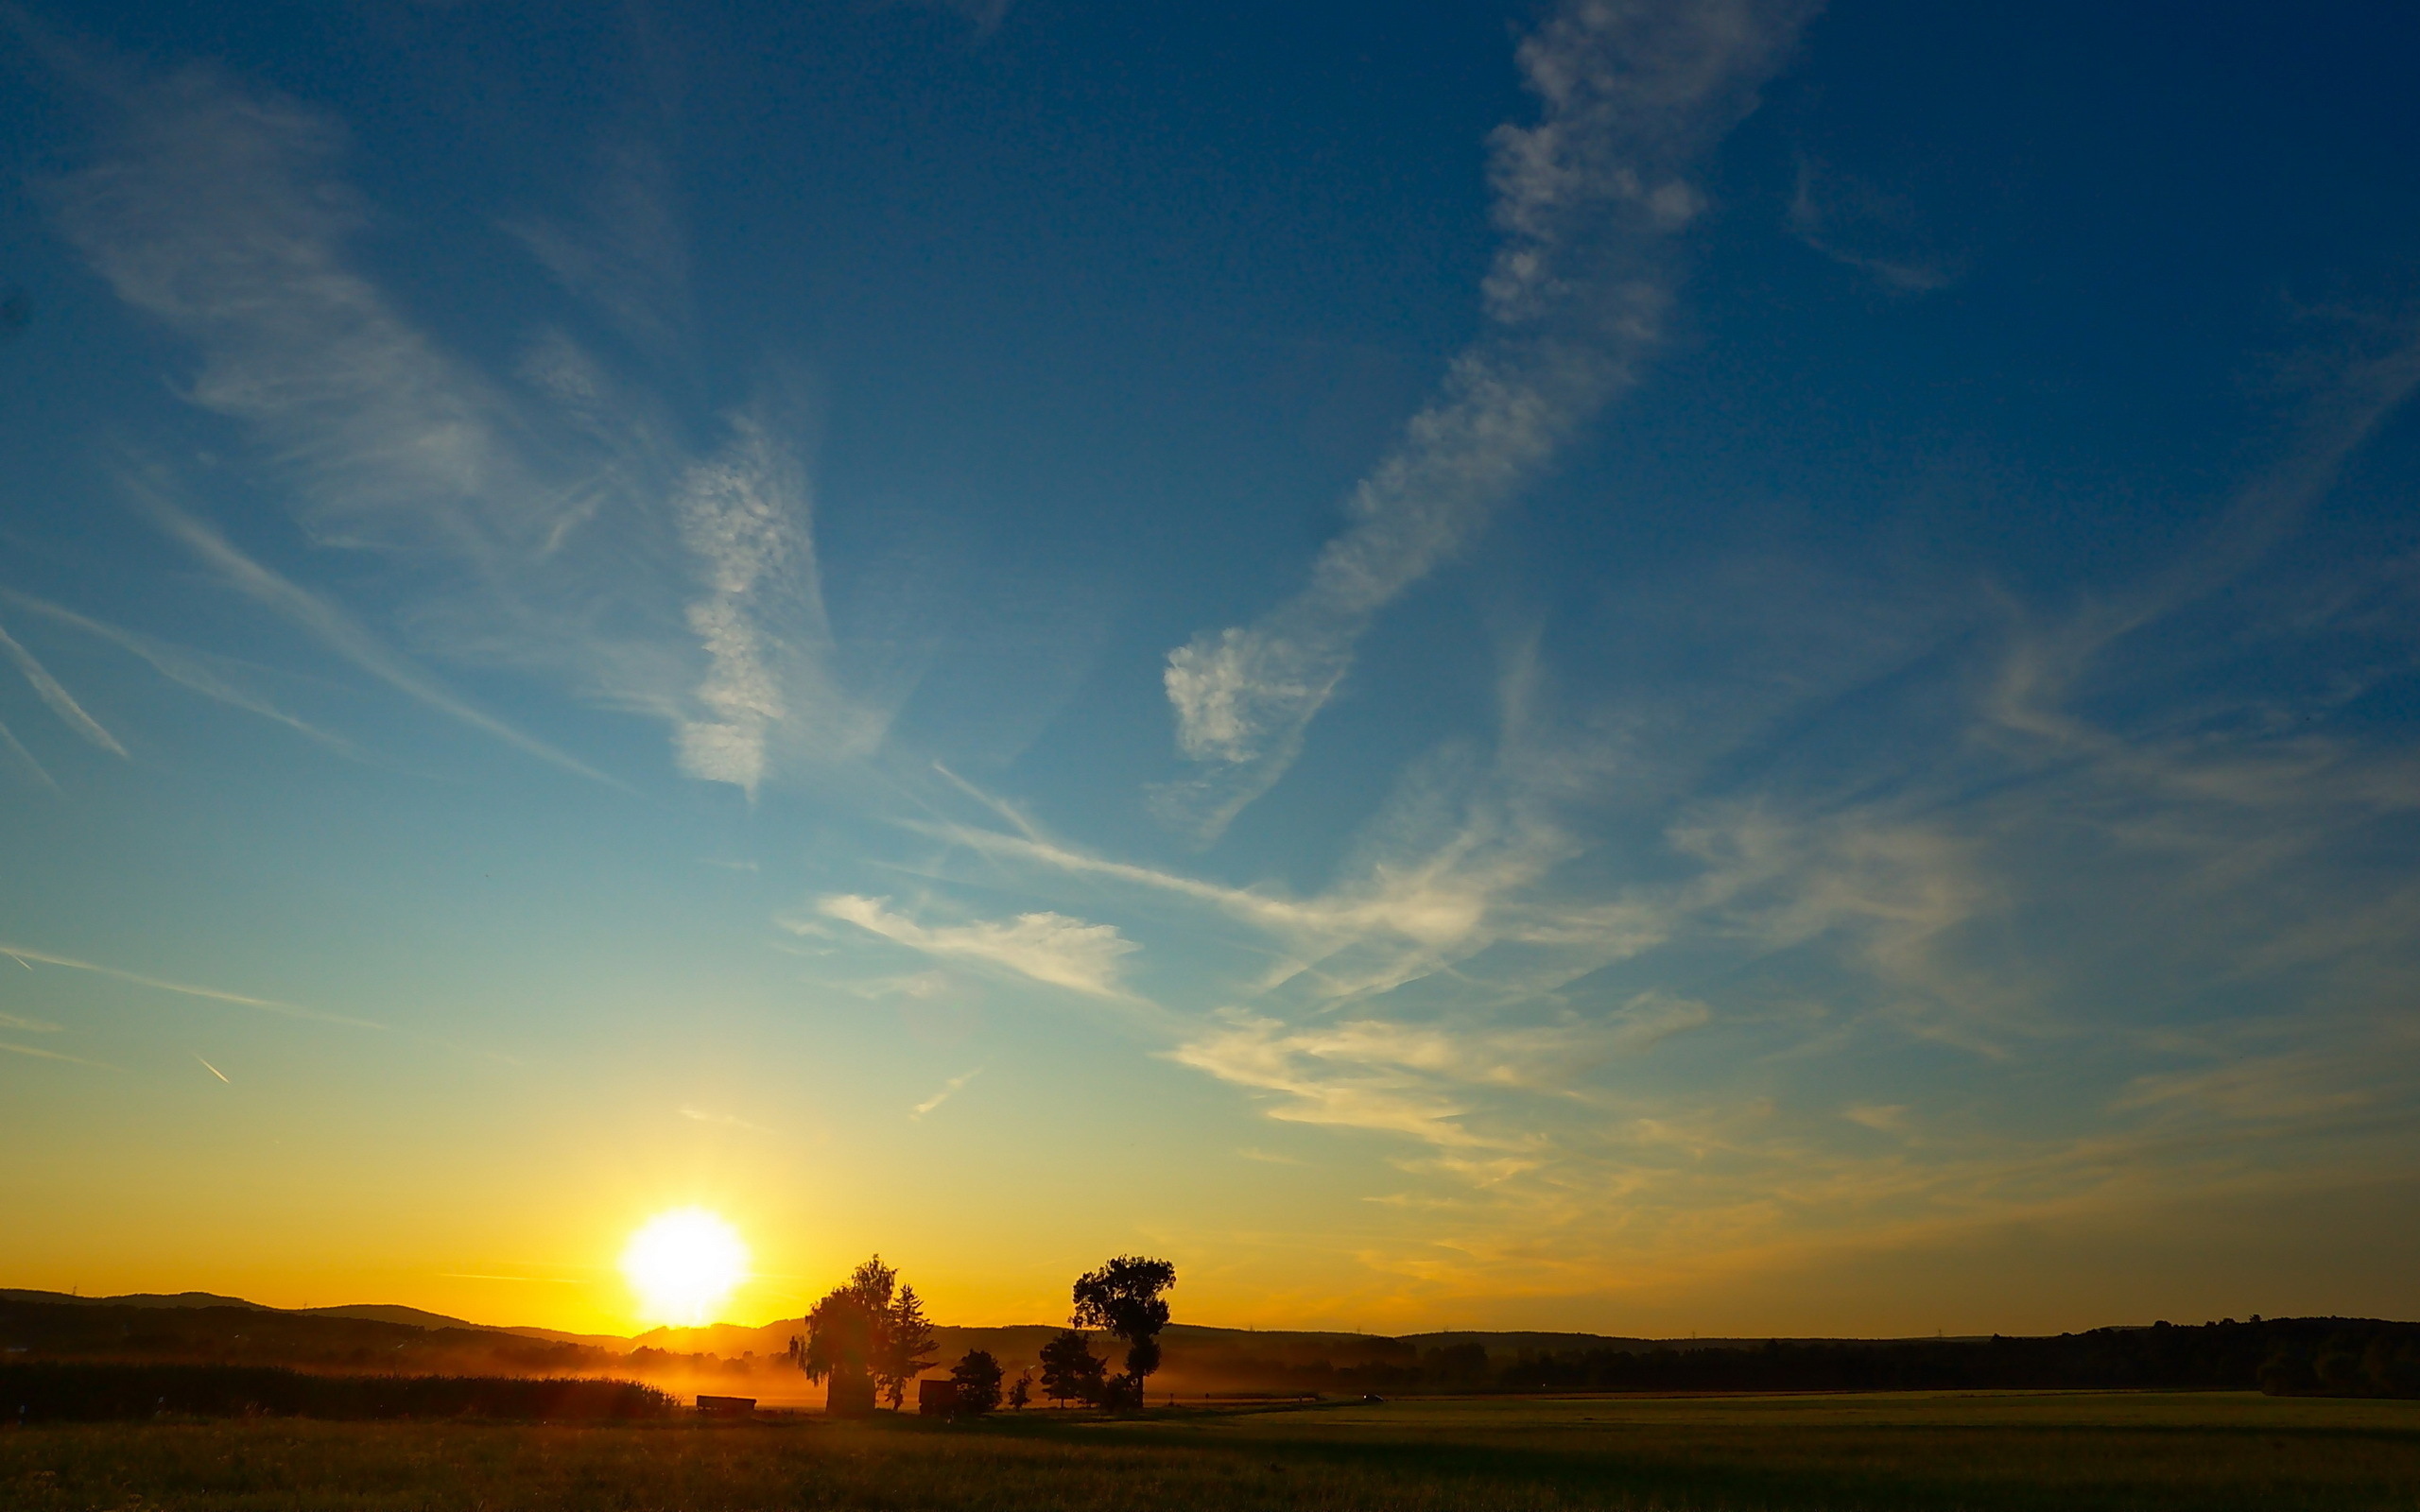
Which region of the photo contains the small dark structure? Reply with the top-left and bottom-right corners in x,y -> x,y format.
696,1395 -> 755,1418
822,1368 -> 876,1416
916,1378 -> 958,1416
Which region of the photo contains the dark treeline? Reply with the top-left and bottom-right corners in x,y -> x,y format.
2,1362 -> 672,1423
1244,1319 -> 2420,1399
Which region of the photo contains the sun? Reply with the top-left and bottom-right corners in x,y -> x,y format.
620,1209 -> 749,1327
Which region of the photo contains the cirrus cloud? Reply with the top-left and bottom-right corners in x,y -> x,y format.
804,895 -> 1142,1001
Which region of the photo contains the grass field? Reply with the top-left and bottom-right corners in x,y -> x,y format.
8,1390 -> 2420,1511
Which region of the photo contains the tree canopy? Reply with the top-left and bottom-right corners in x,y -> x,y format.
948,1349 -> 1004,1416
884,1280 -> 937,1410
1037,1328 -> 1106,1408
1071,1256 -> 1176,1407
790,1255 -> 934,1414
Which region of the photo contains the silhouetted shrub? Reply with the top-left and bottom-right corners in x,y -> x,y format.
1038,1329 -> 1106,1407
948,1350 -> 1003,1416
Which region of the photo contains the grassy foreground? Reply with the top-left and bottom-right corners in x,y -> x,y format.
8,1390 -> 2420,1511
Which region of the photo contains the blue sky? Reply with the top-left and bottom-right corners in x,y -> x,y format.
3,0 -> 2419,1335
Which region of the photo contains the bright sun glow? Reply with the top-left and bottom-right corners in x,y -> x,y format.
620,1209 -> 749,1327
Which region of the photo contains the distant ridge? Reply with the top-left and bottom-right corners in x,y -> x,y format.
294,1304 -> 485,1330
2,1290 -> 266,1312
0,1290 -> 612,1347
0,1290 -> 1986,1354
9,1289 -> 2413,1399
0,1294 -> 1628,1356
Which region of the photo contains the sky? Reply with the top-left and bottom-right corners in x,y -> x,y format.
3,0 -> 2419,1341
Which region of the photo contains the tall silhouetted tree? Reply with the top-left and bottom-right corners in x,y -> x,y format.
1071,1256 -> 1175,1409
882,1282 -> 937,1411
793,1255 -> 934,1415
949,1349 -> 1004,1415
795,1268 -> 882,1415
1038,1328 -> 1106,1407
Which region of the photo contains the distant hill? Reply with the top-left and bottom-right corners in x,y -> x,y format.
14,1288 -> 2405,1400
290,1304 -> 488,1330
0,1290 -> 621,1350
0,1294 -> 604,1374
0,1290 -> 1977,1378
2,1290 -> 268,1312
0,1290 -> 1703,1396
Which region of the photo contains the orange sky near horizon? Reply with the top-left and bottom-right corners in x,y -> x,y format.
14,1149 -> 2420,1340
9,0 -> 2420,1351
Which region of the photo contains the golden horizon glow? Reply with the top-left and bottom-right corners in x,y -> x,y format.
619,1209 -> 749,1328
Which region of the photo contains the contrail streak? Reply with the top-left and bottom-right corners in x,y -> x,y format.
131,481 -> 633,793
911,1068 -> 982,1120
0,619 -> 127,756
1,1040 -> 117,1070
0,941 -> 383,1028
0,718 -> 60,792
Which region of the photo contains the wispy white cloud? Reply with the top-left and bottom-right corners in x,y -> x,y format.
910,1067 -> 981,1119
42,48 -> 866,798
1602,990 -> 1716,1052
1158,0 -> 1818,835
1168,1001 -> 1704,1152
0,1040 -> 117,1070
0,941 -> 382,1028
0,590 -> 366,760
506,138 -> 693,364
1171,1011 -> 1497,1148
925,819 -> 1524,960
672,404 -> 873,794
1787,159 -> 1958,292
47,63 -> 540,556
0,718 -> 60,791
919,677 -> 1668,1010
914,337 -> 2420,1236
1236,1147 -> 1303,1165
22,0 -> 2420,1316
1982,326 -> 2420,771
925,766 -> 1573,977
930,760 -> 1046,842
127,477 -> 626,789
0,939 -> 517,1066
0,1011 -> 61,1033
680,1106 -> 775,1134
0,618 -> 127,756
805,895 -> 1140,1000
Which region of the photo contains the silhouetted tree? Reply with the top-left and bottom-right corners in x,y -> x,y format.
793,1255 -> 934,1415
949,1349 -> 1004,1415
1008,1369 -> 1033,1411
1038,1328 -> 1106,1407
1071,1256 -> 1175,1409
882,1282 -> 937,1411
794,1282 -> 879,1414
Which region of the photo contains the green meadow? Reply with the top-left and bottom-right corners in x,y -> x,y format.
9,1391 -> 2420,1511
